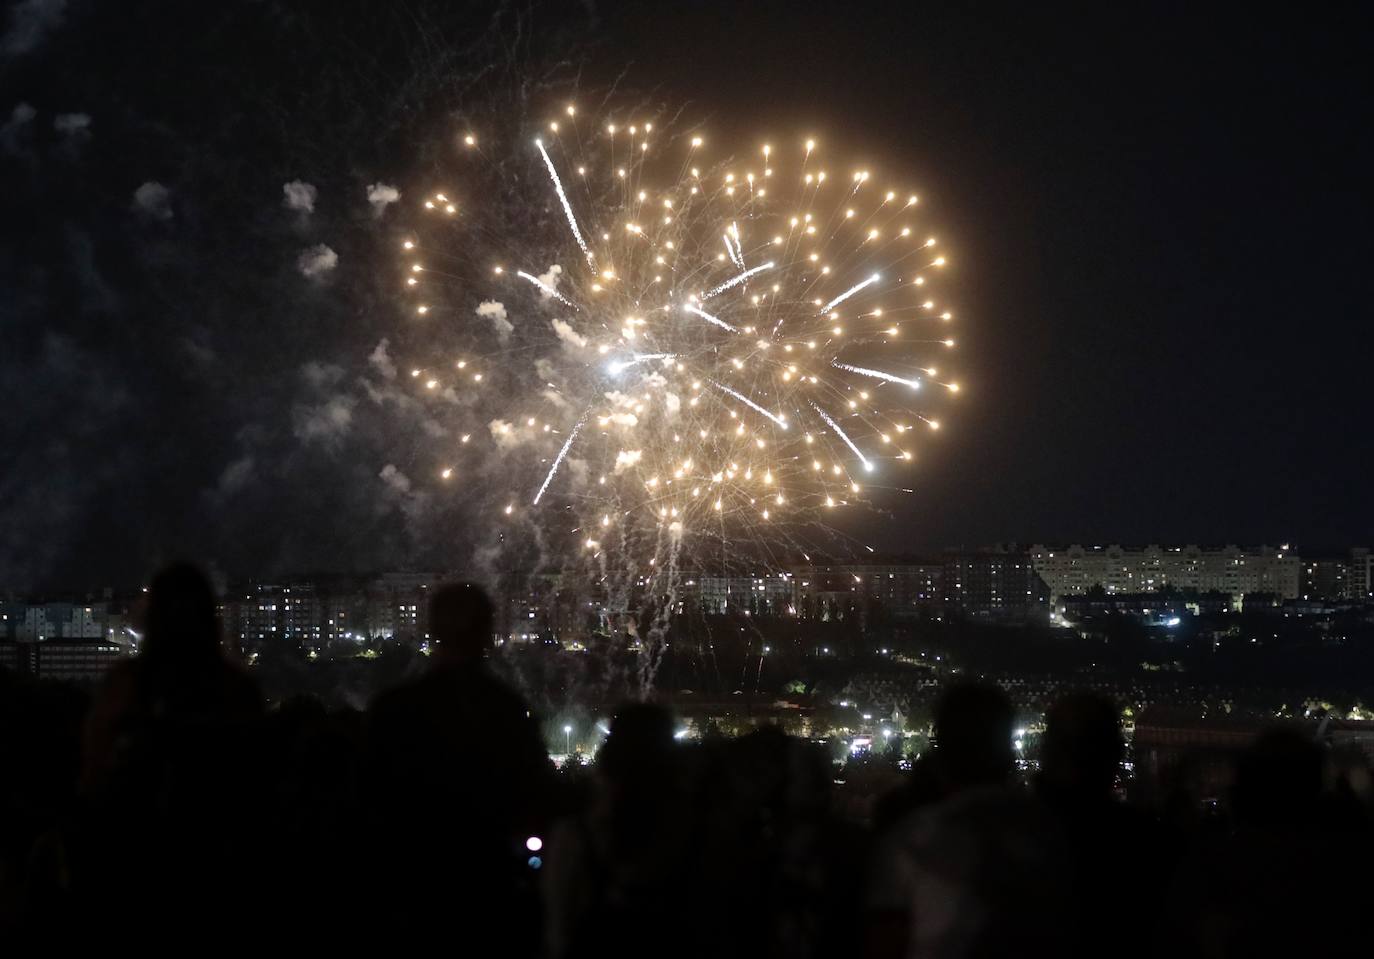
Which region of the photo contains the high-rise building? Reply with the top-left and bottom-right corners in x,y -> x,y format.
1302,557 -> 1350,601
687,572 -> 796,616
793,561 -> 942,620
15,602 -> 105,640
1029,544 -> 1301,606
498,572 -> 594,642
942,549 -> 1050,621
1348,548 -> 1373,600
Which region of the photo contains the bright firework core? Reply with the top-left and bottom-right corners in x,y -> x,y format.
400,110 -> 959,580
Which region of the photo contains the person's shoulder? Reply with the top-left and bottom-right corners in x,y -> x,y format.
101,655 -> 142,691
447,662 -> 528,705
221,660 -> 264,708
369,675 -> 423,715
86,656 -> 142,722
898,786 -> 1039,840
940,784 -> 1031,815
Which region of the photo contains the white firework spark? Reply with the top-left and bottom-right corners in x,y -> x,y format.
820,273 -> 880,313
683,303 -> 739,333
701,261 -> 773,300
533,417 -> 585,505
711,380 -> 789,429
831,361 -> 922,389
516,269 -> 577,309
536,138 -> 593,265
811,401 -> 872,472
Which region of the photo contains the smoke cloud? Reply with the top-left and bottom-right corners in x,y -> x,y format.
131,181 -> 172,220
297,243 -> 338,278
476,300 -> 513,341
282,179 -> 317,213
366,182 -> 400,216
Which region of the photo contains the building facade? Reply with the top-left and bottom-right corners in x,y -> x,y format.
1029,544 -> 1302,606
793,562 -> 943,621
942,550 -> 1050,621
0,635 -> 131,681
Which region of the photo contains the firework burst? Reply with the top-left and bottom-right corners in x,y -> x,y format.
396,108 -> 960,596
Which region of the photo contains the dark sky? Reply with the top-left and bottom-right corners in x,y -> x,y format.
2,1 -> 1371,590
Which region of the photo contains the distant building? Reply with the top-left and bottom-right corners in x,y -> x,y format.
688,573 -> 796,616
320,592 -> 367,643
15,602 -> 105,640
1029,544 -> 1301,607
1,602 -> 23,640
219,575 -> 440,647
1057,591 -> 1188,622
498,572 -> 595,642
0,635 -> 130,682
1302,548 -> 1373,602
1350,548 -> 1373,600
942,549 -> 1050,622
794,561 -> 942,621
1303,556 -> 1349,601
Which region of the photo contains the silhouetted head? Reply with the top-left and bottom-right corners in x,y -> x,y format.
428,582 -> 494,665
599,702 -> 675,782
733,726 -> 792,798
934,681 -> 1014,789
141,563 -> 220,663
1040,692 -> 1122,799
1232,726 -> 1323,828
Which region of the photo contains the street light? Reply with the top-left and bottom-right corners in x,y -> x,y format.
563,723 -> 573,755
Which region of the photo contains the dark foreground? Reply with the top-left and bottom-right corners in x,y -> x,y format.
2,566 -> 1370,956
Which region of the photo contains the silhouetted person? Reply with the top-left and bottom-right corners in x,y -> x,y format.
46,563 -> 263,936
701,727 -> 862,959
259,696 -> 365,924
82,564 -> 262,779
1037,693 -> 1164,958
1038,692 -> 1121,802
874,682 -> 1015,834
546,703 -> 694,959
365,583 -> 553,951
0,672 -> 88,933
1231,727 -> 1323,829
1160,727 -> 1370,957
868,682 -> 1071,958
930,682 -> 1017,792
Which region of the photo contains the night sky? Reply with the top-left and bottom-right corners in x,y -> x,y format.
3,1 -> 1370,591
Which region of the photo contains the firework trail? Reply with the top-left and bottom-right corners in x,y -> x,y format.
831,361 -> 923,389
533,416 -> 585,505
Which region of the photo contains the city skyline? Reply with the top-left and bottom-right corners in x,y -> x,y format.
4,538 -> 1372,597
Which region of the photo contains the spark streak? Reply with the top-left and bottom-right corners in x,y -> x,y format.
535,138 -> 593,265
820,273 -> 880,313
609,353 -> 676,373
702,261 -> 773,299
683,303 -> 739,333
533,417 -> 585,504
711,381 -> 788,428
832,361 -> 922,389
811,402 -> 872,471
724,224 -> 744,268
517,270 -> 578,309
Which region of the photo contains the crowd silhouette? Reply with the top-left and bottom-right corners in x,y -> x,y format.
2,563 -> 1370,954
